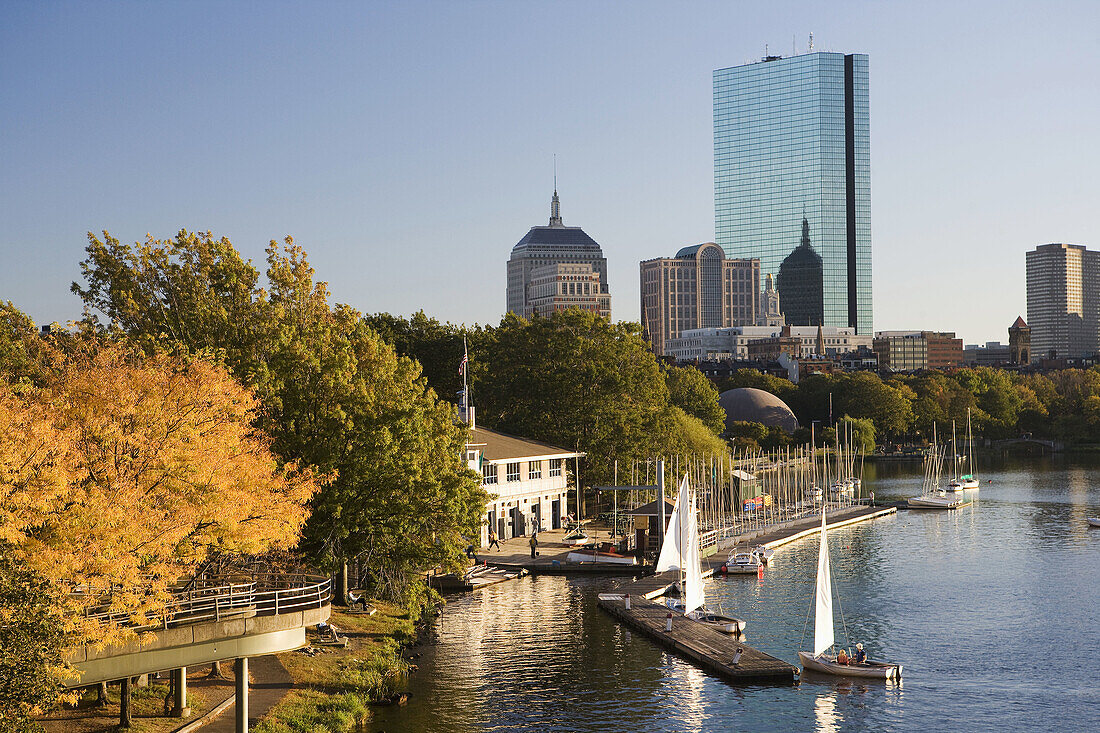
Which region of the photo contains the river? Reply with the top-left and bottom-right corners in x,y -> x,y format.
370,456 -> 1100,732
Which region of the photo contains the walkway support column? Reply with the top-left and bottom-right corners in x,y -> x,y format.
119,678 -> 132,728
171,667 -> 191,717
235,657 -> 249,733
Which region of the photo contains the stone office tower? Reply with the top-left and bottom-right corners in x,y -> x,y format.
506,190 -> 611,319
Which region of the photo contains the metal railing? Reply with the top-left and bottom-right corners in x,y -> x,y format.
81,574 -> 331,631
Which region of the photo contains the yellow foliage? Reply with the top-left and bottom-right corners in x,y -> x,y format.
0,346 -> 317,647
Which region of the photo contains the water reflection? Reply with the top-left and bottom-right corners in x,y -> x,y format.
375,457 -> 1100,732
812,689 -> 840,732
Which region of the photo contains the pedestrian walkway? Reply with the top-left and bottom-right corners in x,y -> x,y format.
197,656 -> 291,733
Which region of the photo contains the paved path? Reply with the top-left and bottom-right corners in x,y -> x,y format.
199,655 -> 292,733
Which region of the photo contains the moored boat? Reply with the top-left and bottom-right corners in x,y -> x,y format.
720,551 -> 762,574
666,599 -> 747,634
566,541 -> 636,564
1088,517 -> 1100,528
562,527 -> 590,546
907,491 -> 962,509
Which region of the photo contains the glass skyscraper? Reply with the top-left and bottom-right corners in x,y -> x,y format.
714,52 -> 871,334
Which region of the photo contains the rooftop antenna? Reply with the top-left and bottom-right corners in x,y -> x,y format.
554,153 -> 557,193
793,35 -> 796,56
809,32 -> 814,52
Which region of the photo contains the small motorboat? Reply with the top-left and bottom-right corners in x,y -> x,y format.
751,545 -> 775,565
566,541 -> 636,565
809,486 -> 823,501
798,651 -> 902,680
1088,517 -> 1100,528
720,551 -> 762,574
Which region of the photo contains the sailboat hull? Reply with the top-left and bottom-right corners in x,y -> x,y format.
798,652 -> 901,679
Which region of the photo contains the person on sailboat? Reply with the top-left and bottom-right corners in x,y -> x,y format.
837,648 -> 849,665
854,643 -> 866,664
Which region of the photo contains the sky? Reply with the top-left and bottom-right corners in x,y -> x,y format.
2,1 -> 1098,345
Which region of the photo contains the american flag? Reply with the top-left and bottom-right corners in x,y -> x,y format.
458,349 -> 468,375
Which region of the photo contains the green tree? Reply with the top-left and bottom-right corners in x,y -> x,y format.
0,547 -> 66,733
838,415 -> 876,453
476,310 -> 672,486
832,372 -> 913,438
663,364 -> 726,434
73,232 -> 487,600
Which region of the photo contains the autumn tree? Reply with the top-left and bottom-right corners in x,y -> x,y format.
0,346 -> 317,648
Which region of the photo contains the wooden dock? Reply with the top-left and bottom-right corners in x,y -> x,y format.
597,594 -> 798,685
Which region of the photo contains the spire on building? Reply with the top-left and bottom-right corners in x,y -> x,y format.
549,189 -> 563,227
801,216 -> 812,248
816,322 -> 826,356
766,272 -> 775,293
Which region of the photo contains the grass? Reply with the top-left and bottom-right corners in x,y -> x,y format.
39,680 -> 211,733
253,599 -> 429,733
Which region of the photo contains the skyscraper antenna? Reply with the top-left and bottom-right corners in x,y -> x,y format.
809,32 -> 814,51
554,153 -> 557,193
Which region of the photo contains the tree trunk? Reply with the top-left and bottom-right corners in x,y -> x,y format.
94,682 -> 108,707
333,560 -> 348,605
208,661 -> 227,679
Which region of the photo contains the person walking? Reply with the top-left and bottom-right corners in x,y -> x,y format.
529,533 -> 539,559
488,528 -> 501,551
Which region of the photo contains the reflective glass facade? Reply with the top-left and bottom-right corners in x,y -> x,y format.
714,52 -> 871,334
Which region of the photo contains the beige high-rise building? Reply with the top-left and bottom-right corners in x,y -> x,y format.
640,243 -> 760,356
1026,243 -> 1100,361
507,190 -> 610,319
524,263 -> 609,318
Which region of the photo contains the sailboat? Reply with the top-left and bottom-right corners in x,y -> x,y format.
659,475 -> 747,635
908,425 -> 962,509
798,509 -> 902,679
958,408 -> 981,490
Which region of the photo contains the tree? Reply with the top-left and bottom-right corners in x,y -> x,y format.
476,310 -> 673,486
0,547 -> 67,733
74,233 -> 487,600
838,415 -> 876,453
664,364 -> 726,434
832,372 -> 913,439
0,346 -> 317,647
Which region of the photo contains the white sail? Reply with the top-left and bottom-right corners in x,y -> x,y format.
682,481 -> 705,614
813,509 -> 834,657
654,476 -> 683,574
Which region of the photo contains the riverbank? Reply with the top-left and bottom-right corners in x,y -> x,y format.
253,599 -> 432,732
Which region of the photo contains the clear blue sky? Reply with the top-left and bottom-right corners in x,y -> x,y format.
2,1 -> 1097,345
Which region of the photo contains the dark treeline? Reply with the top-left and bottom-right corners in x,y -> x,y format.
716,365 -> 1100,448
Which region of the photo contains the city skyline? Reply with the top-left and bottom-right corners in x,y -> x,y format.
2,2 -> 1098,346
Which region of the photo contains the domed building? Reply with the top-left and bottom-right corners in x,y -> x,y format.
718,387 -> 799,434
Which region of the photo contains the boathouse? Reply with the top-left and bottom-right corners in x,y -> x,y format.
465,421 -> 584,547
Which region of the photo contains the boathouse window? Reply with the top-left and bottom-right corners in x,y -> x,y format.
506,462 -> 521,482
549,458 -> 563,477
529,461 -> 542,479
482,463 -> 497,485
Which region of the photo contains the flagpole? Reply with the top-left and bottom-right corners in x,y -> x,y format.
462,336 -> 469,419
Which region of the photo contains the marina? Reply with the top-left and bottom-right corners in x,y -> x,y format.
371,456 -> 1100,732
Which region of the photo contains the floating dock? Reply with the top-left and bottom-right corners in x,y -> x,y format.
597,594 -> 798,685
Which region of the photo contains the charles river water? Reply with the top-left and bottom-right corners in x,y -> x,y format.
370,456 -> 1100,732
